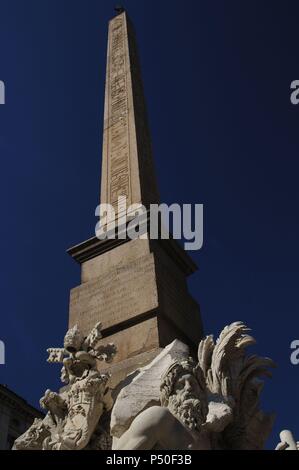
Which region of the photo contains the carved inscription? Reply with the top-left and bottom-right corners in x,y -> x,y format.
69,255 -> 158,335
108,16 -> 131,208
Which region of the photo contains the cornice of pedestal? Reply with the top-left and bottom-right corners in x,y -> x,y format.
67,226 -> 198,277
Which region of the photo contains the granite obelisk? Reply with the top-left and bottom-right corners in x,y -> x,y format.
67,10 -> 203,386
101,9 -> 159,217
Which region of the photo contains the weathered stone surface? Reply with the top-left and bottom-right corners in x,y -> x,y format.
101,348 -> 162,412
81,238 -> 150,283
69,252 -> 158,336
68,235 -> 203,366
96,316 -> 159,366
155,255 -> 202,347
110,339 -> 189,438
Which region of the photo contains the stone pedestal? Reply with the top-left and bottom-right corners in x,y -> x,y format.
68,236 -> 203,381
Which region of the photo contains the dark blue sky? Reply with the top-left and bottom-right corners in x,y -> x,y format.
0,0 -> 298,449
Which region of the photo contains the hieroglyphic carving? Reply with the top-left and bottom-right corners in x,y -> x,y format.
101,11 -> 159,212
108,16 -> 131,209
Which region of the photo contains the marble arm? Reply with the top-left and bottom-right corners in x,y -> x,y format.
113,407 -> 164,450
275,430 -> 298,450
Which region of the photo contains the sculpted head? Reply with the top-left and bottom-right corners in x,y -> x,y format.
160,358 -> 208,433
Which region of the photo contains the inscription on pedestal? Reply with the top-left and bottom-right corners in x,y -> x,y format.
69,254 -> 158,335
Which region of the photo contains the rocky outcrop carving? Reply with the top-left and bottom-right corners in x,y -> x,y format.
111,339 -> 190,439
14,322 -> 116,450
113,322 -> 275,450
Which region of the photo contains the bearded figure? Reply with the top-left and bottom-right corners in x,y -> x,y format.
114,358 -> 212,450
160,360 -> 208,434
114,322 -> 275,450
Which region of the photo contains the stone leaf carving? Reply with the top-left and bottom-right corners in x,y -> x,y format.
198,321 -> 275,450
13,322 -> 117,451
113,321 -> 275,450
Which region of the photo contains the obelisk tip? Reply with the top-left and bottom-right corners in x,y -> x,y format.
114,5 -> 125,15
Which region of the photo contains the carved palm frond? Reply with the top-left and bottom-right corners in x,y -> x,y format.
201,322 -> 253,397
197,334 -> 214,378
197,321 -> 275,449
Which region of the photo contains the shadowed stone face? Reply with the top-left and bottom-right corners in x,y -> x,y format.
167,373 -> 207,433
173,373 -> 203,402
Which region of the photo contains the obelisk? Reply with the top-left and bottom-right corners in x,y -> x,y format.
67,9 -> 203,385
101,8 -> 159,218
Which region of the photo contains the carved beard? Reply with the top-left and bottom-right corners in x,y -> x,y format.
168,395 -> 204,433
